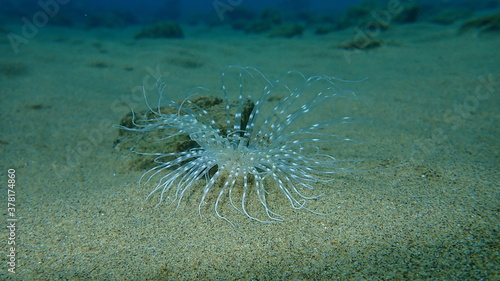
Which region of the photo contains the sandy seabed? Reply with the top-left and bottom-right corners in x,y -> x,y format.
0,22 -> 498,280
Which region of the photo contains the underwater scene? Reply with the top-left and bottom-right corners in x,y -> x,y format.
1,0 -> 499,279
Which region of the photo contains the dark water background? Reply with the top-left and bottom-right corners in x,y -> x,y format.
1,0 -> 499,27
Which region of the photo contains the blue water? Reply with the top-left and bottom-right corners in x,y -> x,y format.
2,0 -> 498,27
